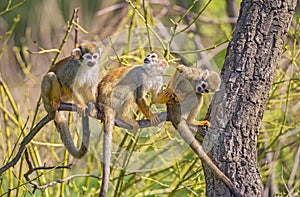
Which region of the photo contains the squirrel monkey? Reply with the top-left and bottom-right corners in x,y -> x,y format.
41,43 -> 102,158
151,65 -> 243,197
153,64 -> 221,127
97,51 -> 169,197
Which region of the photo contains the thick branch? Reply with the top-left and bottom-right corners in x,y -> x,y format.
0,101 -> 205,175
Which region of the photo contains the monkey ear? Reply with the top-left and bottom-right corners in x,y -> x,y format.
72,48 -> 82,59
176,64 -> 185,73
159,60 -> 168,69
200,69 -> 210,80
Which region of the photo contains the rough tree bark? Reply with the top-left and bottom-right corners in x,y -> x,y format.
203,0 -> 297,196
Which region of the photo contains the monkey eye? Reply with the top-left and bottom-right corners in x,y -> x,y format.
93,54 -> 99,59
151,54 -> 156,58
83,54 -> 92,60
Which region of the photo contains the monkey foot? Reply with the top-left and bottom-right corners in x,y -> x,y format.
165,88 -> 175,98
189,120 -> 211,127
52,99 -> 61,110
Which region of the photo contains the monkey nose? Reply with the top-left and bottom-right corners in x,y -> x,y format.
144,58 -> 150,64
87,61 -> 95,67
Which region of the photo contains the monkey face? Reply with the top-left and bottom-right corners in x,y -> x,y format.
143,52 -> 159,65
195,70 -> 220,93
72,44 -> 102,67
195,81 -> 209,93
82,53 -> 100,67
144,51 -> 169,74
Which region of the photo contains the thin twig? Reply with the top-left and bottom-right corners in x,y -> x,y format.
0,0 -> 26,16
170,38 -> 230,54
74,8 -> 79,48
126,0 -> 167,51
49,8 -> 78,69
176,0 -> 213,35
0,15 -> 20,61
96,3 -> 127,16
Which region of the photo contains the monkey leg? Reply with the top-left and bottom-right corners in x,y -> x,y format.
41,72 -> 61,113
136,97 -> 161,126
69,88 -> 88,117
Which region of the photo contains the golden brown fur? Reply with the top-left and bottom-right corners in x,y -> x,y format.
97,51 -> 168,197
41,43 -> 102,158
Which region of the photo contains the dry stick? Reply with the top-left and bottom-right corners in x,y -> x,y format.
24,150 -> 73,190
74,8 -> 79,48
23,152 -> 138,191
49,8 -> 77,70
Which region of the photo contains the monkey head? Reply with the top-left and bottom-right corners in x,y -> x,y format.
195,70 -> 221,93
143,51 -> 169,74
72,43 -> 102,67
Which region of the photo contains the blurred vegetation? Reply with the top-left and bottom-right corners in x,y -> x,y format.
0,0 -> 299,196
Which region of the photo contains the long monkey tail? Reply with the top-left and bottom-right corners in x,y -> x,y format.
54,112 -> 90,158
99,106 -> 115,197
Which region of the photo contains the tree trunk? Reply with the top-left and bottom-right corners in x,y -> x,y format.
203,0 -> 297,196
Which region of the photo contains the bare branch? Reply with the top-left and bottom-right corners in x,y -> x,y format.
0,99 -> 205,175
74,8 -> 80,48
0,114 -> 53,174
58,102 -> 204,136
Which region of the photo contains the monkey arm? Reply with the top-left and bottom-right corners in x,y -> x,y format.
136,97 -> 155,119
135,86 -> 157,120
71,90 -> 87,108
62,85 -> 87,116
186,95 -> 210,127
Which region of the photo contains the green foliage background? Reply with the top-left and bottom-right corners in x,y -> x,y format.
0,0 -> 299,196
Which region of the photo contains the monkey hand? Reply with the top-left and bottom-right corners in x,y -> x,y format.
165,88 -> 175,98
149,113 -> 161,126
87,102 -> 97,118
77,103 -> 88,117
